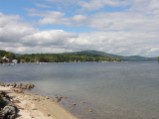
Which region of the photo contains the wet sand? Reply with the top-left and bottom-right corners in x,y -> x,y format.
0,86 -> 78,119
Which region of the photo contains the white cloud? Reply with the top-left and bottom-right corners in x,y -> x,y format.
29,0 -> 159,33
72,14 -> 87,24
79,0 -> 129,11
0,13 -> 78,53
23,30 -> 77,47
30,10 -> 88,26
38,11 -> 67,25
35,3 -> 51,8
0,13 -> 35,43
1,0 -> 159,58
88,11 -> 159,32
66,31 -> 159,56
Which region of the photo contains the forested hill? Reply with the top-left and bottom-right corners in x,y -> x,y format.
0,50 -> 16,59
0,50 -> 121,63
18,51 -> 122,63
0,50 -> 157,63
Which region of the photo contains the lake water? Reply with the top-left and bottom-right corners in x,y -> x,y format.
0,62 -> 159,119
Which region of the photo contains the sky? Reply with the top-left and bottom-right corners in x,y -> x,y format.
0,0 -> 159,56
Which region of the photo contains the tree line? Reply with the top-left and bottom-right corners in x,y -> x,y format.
0,50 -> 121,63
20,53 -> 121,63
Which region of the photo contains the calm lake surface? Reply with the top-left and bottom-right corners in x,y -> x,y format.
0,62 -> 159,119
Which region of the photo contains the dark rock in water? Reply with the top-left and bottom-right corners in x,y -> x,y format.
16,83 -> 35,90
1,82 -> 35,90
19,83 -> 23,88
55,96 -> 63,103
6,84 -> 10,87
13,83 -> 17,88
72,103 -> 77,106
26,84 -> 33,89
25,84 -> 29,89
15,83 -> 21,88
30,83 -> 35,88
10,83 -> 17,88
15,83 -> 22,88
21,84 -> 27,89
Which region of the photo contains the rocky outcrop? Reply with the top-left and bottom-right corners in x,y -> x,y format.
0,83 -> 35,90
0,82 -> 35,119
0,91 -> 18,119
55,96 -> 63,103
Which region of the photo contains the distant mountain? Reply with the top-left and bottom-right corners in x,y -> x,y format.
74,50 -> 157,61
121,56 -> 157,61
74,50 -> 107,56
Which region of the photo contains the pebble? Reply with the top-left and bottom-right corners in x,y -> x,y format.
72,103 -> 77,106
32,108 -> 38,110
88,109 -> 93,112
45,96 -> 50,99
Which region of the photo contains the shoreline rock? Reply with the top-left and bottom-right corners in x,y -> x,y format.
0,83 -> 78,119
0,91 -> 18,119
0,82 -> 35,119
0,82 -> 35,90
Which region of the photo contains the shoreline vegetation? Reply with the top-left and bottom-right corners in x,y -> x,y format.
0,50 -> 121,64
0,50 -> 157,64
0,82 -> 78,119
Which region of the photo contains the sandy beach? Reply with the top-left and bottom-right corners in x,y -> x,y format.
0,86 -> 78,119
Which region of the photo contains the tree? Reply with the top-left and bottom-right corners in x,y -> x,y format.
0,50 -> 15,63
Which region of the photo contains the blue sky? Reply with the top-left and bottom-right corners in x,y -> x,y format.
0,0 -> 159,56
